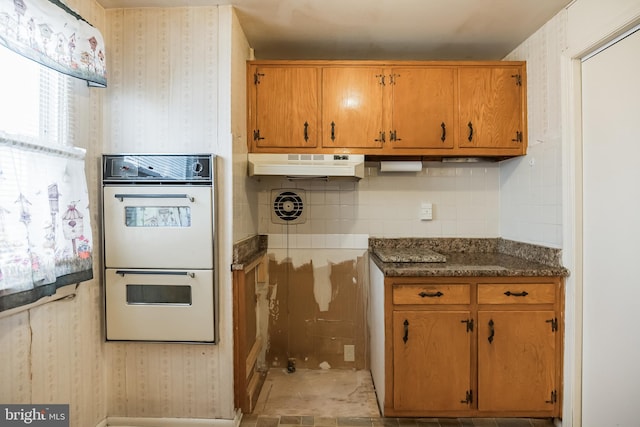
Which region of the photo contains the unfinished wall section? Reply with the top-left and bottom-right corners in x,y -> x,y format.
262,249 -> 369,371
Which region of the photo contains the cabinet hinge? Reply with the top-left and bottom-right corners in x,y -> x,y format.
461,318 -> 474,332
389,130 -> 402,142
254,72 -> 264,85
546,317 -> 558,332
545,390 -> 558,404
460,390 -> 473,405
510,131 -> 523,143
511,74 -> 522,86
253,129 -> 265,141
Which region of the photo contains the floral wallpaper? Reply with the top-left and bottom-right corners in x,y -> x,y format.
0,141 -> 93,311
0,0 -> 107,87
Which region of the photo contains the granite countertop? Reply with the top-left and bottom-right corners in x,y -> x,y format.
369,238 -> 570,277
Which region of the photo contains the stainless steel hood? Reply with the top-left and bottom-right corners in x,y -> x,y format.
248,153 -> 365,180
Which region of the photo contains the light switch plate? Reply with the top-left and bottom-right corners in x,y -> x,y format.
420,202 -> 433,221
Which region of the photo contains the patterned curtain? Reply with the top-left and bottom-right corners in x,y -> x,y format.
0,139 -> 93,311
0,0 -> 107,87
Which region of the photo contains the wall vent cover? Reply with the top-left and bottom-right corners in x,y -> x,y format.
271,189 -> 306,224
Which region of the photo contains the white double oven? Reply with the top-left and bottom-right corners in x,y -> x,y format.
102,154 -> 216,343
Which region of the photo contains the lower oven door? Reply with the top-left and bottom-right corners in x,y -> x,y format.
105,269 -> 215,342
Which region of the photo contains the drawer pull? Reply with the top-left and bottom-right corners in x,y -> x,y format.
488,319 -> 495,344
419,291 -> 443,298
403,319 -> 409,343
504,290 -> 529,297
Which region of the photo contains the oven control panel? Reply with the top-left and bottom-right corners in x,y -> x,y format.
103,154 -> 213,184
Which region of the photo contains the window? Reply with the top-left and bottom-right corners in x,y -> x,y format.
0,46 -> 93,312
0,46 -> 72,146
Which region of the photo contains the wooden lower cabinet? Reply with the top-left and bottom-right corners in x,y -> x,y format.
233,255 -> 268,413
385,277 -> 563,418
477,310 -> 557,413
393,310 -> 472,412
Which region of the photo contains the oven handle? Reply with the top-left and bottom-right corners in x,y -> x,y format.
115,270 -> 196,278
113,193 -> 195,202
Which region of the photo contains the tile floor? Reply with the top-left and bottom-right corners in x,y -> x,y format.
240,415 -> 556,427
243,369 -> 556,427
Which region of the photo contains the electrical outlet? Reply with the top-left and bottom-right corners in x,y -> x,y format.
344,344 -> 355,362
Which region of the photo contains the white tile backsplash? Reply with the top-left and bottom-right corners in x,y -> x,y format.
257,163 -> 501,244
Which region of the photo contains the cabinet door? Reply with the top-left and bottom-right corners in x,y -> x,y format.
322,67 -> 385,148
252,67 -> 319,149
458,67 -> 524,150
389,67 -> 456,149
477,311 -> 557,412
393,310 -> 473,412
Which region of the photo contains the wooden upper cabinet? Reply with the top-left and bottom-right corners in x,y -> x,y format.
458,66 -> 525,151
322,67 -> 385,148
250,66 -> 320,150
247,61 -> 527,158
389,67 -> 456,150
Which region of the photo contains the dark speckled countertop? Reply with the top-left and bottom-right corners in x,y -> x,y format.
369,238 -> 570,277
232,234 -> 268,271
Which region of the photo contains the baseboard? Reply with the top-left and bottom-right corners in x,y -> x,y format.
105,414 -> 240,427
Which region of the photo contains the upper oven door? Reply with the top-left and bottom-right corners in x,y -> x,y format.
103,186 -> 213,269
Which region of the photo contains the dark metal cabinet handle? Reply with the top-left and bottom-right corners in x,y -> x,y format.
419,291 -> 443,298
374,131 -> 386,142
467,122 -> 474,141
304,122 -> 309,141
441,122 -> 446,142
330,121 -> 336,141
488,319 -> 495,344
504,291 -> 529,297
403,319 -> 409,343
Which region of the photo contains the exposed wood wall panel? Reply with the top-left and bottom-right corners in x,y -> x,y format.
264,250 -> 368,370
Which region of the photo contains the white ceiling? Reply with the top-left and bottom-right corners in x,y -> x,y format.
96,0 -> 573,60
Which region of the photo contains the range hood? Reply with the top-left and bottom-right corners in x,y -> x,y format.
248,153 -> 365,180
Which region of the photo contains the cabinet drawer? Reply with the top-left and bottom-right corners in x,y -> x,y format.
393,284 -> 470,305
477,283 -> 556,304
